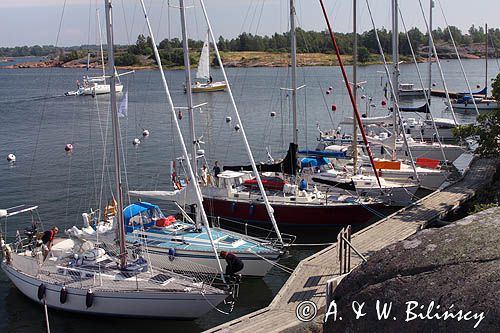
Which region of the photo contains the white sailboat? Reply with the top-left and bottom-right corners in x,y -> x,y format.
1,1 -> 231,320
65,9 -> 132,97
188,32 -> 226,93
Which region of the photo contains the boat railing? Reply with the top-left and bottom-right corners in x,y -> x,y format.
210,216 -> 296,248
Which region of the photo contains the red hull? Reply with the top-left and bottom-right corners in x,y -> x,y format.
203,197 -> 381,226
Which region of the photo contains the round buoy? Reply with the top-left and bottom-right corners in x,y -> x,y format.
476,84 -> 480,89
326,90 -> 330,95
331,104 -> 337,112
168,248 -> 176,261
133,138 -> 141,146
225,116 -> 232,123
142,129 -> 150,137
381,100 -> 387,107
65,143 -> 73,152
234,124 -> 240,131
37,284 -> 46,301
7,154 -> 16,162
361,95 -> 366,100
86,289 -> 94,308
270,112 -> 276,117
328,86 -> 333,91
432,82 -> 437,87
60,286 -> 68,304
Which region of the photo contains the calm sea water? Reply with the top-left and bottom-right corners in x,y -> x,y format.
0,59 -> 494,332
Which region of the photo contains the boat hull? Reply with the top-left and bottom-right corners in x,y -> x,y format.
191,81 -> 226,93
138,246 -> 278,277
2,260 -> 226,319
202,197 -> 381,227
79,83 -> 124,95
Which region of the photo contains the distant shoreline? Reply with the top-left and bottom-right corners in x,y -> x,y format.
0,50 -> 485,70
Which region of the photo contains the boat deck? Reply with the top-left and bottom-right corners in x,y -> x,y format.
204,156 -> 498,333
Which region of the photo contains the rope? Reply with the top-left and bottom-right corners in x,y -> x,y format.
247,249 -> 294,274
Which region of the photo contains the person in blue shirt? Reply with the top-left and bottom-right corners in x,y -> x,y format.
299,178 -> 307,191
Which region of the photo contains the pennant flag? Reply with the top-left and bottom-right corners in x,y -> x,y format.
118,91 -> 128,118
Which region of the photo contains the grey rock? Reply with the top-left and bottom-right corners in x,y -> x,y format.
325,207 -> 500,333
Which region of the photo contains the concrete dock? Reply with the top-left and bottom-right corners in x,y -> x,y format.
204,156 -> 498,333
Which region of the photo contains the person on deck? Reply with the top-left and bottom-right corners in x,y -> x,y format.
213,161 -> 221,186
208,75 -> 213,84
220,251 -> 244,278
41,226 -> 58,260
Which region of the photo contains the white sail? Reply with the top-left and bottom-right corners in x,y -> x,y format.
196,34 -> 210,79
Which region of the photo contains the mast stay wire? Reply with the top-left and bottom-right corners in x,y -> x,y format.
417,0 -> 458,126
398,5 -> 447,162
436,0 -> 480,116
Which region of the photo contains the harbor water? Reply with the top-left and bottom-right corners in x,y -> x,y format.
0,59 -> 493,331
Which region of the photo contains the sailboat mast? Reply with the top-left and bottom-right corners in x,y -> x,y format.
391,0 -> 399,160
427,0 -> 433,105
290,0 -> 298,146
179,0 -> 198,181
104,0 -> 127,269
352,0 -> 358,175
97,9 -> 106,79
485,23 -> 488,97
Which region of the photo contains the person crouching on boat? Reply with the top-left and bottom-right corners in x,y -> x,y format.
41,226 -> 58,260
220,251 -> 244,280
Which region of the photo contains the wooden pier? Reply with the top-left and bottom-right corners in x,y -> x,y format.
204,156 -> 498,333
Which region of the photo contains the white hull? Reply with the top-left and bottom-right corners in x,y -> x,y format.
142,246 -> 277,277
406,127 -> 454,141
398,89 -> 428,97
357,183 -> 419,206
80,83 -> 124,95
450,101 -> 499,112
2,259 -> 226,319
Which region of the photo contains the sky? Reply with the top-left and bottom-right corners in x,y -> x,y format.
0,0 -> 497,47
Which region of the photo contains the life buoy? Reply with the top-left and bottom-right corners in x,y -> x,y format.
60,286 -> 68,304
86,289 -> 94,308
37,284 -> 46,301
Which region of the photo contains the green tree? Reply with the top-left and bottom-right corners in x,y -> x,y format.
453,73 -> 500,156
357,46 -> 370,63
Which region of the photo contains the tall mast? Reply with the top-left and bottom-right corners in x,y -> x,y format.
485,23 -> 488,96
179,0 -> 198,181
104,0 -> 126,269
97,9 -> 106,78
391,0 -> 399,160
352,0 -> 358,175
427,0 -> 433,105
290,0 -> 298,146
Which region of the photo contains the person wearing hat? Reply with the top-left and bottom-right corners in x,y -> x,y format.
41,226 -> 59,260
220,251 -> 244,279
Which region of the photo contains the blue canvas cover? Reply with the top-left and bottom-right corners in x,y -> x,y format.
123,202 -> 162,233
300,157 -> 330,168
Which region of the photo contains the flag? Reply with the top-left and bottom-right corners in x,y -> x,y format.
118,91 -> 128,118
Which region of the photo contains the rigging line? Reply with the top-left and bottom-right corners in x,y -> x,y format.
398,5 -> 447,162
363,0 -> 419,182
417,0 -> 458,126
436,0 -> 479,116
28,0 -> 68,191
119,0 -> 132,45
319,0 -> 383,189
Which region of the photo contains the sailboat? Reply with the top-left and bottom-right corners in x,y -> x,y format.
192,0 -> 386,226
446,24 -> 499,112
187,32 -> 227,93
1,0 -> 231,319
65,9 -> 132,97
126,2 -> 291,277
